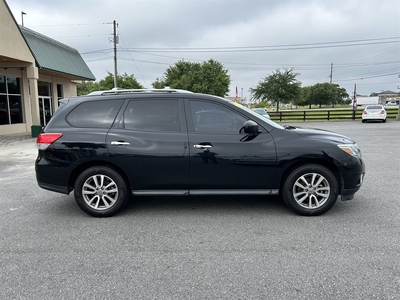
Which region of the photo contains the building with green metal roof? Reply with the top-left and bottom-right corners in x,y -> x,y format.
0,0 -> 95,135
19,26 -> 95,81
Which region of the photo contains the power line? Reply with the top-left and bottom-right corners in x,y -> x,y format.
29,22 -> 111,27
120,37 -> 400,53
83,49 -> 399,69
81,37 -> 400,54
117,34 -> 148,87
81,33 -> 399,91
348,81 -> 399,86
53,34 -> 109,39
334,71 -> 400,82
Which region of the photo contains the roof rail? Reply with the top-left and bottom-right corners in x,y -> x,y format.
87,87 -> 193,96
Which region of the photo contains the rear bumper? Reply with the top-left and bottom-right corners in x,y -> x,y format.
35,155 -> 73,195
37,181 -> 70,194
362,114 -> 386,120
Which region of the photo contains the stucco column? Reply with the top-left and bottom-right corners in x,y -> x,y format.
52,78 -> 59,112
27,66 -> 40,125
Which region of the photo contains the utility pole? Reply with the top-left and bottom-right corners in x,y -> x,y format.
330,63 -> 333,83
113,20 -> 118,89
353,84 -> 357,110
21,11 -> 26,27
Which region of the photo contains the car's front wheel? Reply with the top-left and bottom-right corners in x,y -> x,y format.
74,166 -> 128,217
282,164 -> 339,216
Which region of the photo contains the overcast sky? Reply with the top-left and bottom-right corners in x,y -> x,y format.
6,0 -> 400,100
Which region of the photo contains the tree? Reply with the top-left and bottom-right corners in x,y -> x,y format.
152,60 -> 200,90
333,85 -> 350,106
97,72 -> 144,90
77,81 -> 100,96
295,86 -> 313,108
307,83 -> 349,108
250,68 -> 301,111
308,83 -> 332,108
152,59 -> 230,97
76,72 -> 144,95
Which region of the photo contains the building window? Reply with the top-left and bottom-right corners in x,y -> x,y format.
57,84 -> 63,101
38,81 -> 51,96
0,76 -> 23,125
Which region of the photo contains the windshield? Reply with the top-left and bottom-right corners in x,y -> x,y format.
220,98 -> 284,129
253,108 -> 267,114
366,105 -> 383,110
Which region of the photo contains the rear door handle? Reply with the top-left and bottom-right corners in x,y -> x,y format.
193,144 -> 212,149
111,141 -> 130,146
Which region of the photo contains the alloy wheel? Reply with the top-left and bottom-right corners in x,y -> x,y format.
292,172 -> 330,209
82,174 -> 119,210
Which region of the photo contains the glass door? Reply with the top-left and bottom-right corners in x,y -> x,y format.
39,96 -> 53,126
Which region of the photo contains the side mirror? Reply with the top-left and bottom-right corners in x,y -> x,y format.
240,120 -> 261,134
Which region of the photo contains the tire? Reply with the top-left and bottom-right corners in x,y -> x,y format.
282,164 -> 339,216
361,120 -> 366,123
383,119 -> 386,123
74,166 -> 128,217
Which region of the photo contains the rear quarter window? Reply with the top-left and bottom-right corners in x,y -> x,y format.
66,100 -> 123,128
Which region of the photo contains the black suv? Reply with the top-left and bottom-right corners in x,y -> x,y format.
35,89 -> 365,217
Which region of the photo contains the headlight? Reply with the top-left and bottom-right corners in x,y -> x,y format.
338,143 -> 361,157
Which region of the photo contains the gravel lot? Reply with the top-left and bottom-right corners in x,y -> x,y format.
0,121 -> 399,300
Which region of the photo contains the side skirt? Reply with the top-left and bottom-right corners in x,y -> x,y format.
132,189 -> 279,196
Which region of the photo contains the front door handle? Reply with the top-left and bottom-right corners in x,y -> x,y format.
193,144 -> 212,150
111,141 -> 130,146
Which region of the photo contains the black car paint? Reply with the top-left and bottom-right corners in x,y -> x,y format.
36,93 -> 364,202
270,127 -> 364,197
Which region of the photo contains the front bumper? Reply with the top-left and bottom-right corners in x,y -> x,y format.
339,156 -> 365,201
341,172 -> 365,200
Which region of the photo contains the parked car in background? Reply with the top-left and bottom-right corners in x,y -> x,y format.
361,105 -> 387,123
251,108 -> 270,119
35,88 -> 365,217
386,101 -> 398,106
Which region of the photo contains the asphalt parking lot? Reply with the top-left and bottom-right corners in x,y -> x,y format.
1,120 -> 399,300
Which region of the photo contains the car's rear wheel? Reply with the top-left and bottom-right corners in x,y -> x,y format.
282,164 -> 339,216
74,166 -> 128,217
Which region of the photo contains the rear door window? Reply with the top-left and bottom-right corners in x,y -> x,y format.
123,99 -> 181,132
66,100 -> 123,128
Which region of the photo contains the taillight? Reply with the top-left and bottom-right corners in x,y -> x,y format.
380,110 -> 385,114
363,111 -> 367,114
36,133 -> 63,150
